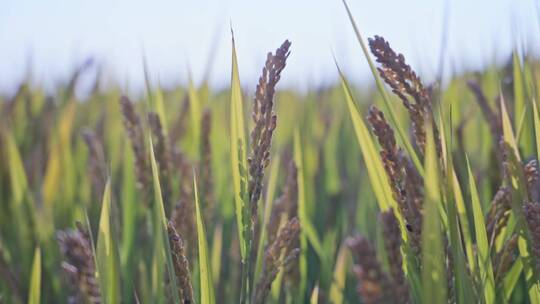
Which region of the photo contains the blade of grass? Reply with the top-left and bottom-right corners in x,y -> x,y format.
329,244 -> 348,304
422,121 -> 447,303
27,247 -> 41,304
341,0 -> 423,176
533,101 -> 540,160
466,157 -> 496,303
294,130 -> 325,260
294,129 -> 323,304
229,31 -> 250,303
310,283 -> 319,304
194,173 -> 216,304
229,30 -> 249,261
96,180 -> 120,304
502,259 -> 523,301
211,223 -> 223,285
439,110 -> 475,303
337,64 -> 396,212
149,137 -> 181,304
119,140 -> 138,302
501,95 -> 540,303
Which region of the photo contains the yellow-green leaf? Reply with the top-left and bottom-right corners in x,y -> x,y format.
329,244 -> 348,304
533,101 -> 540,161
27,247 -> 41,304
149,137 -> 181,304
96,181 -> 120,304
337,65 -> 399,216
422,122 -> 447,304
230,34 -> 249,261
467,157 -> 495,303
194,174 -> 215,304
341,0 -> 423,175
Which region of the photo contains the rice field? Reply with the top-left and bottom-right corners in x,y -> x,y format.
2,2 -> 540,304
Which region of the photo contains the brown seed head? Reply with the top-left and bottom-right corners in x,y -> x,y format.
346,235 -> 397,304
167,221 -> 194,304
82,129 -> 107,199
119,96 -> 149,202
253,217 -> 300,304
248,40 -> 291,230
57,223 -> 101,304
380,210 -> 409,303
523,202 -> 540,274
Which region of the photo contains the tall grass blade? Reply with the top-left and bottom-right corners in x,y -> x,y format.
329,244 -> 348,304
337,64 -> 400,218
501,95 -> 540,302
439,110 -> 475,303
294,130 -> 325,259
310,283 -> 319,304
229,32 -> 249,262
533,101 -> 540,160
149,137 -> 181,304
421,122 -> 447,303
341,0 -> 423,175
229,32 -> 250,303
194,173 -> 215,304
96,180 -> 120,304
466,157 -> 495,303
27,247 -> 41,304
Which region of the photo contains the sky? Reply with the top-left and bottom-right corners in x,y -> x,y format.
0,0 -> 539,96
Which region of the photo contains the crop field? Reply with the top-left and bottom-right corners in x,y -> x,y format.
1,2 -> 540,304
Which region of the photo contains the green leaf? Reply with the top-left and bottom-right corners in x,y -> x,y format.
533,101 -> 540,161
230,32 -> 251,303
439,110 -> 475,303
310,283 -> 319,304
341,0 -> 423,175
513,52 -> 534,156
96,181 -> 120,304
421,122 -> 447,304
4,129 -> 28,206
502,259 -> 523,301
149,137 -> 181,304
229,33 -> 249,262
194,174 -> 216,304
513,52 -> 525,132
451,171 -> 476,273
294,130 -> 325,260
467,157 -> 496,303
211,223 -> 223,285
120,140 -> 138,302
27,247 -> 41,304
501,94 -> 520,161
329,244 -> 348,304
500,96 -> 540,302
337,65 -> 396,212
294,129 -> 315,304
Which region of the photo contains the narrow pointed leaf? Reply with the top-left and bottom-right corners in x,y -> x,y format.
27,247 -> 41,304
194,174 -> 215,304
467,157 -> 496,303
96,181 -> 120,304
421,123 -> 447,303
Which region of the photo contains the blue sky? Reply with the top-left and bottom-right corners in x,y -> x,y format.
0,0 -> 539,95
